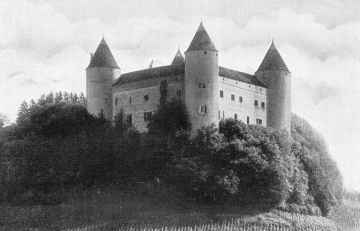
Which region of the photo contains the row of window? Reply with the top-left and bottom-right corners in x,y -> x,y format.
114,90 -> 182,107
124,111 -> 153,125
125,110 -> 263,127
220,90 -> 265,109
218,110 -> 263,125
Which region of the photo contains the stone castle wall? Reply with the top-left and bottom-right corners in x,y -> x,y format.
219,76 -> 267,126
112,75 -> 184,131
86,67 -> 121,119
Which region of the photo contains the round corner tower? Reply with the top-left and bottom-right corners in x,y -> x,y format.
86,38 -> 121,119
185,22 -> 219,132
255,41 -> 291,134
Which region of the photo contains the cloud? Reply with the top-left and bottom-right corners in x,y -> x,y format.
6,71 -> 23,79
0,0 -> 74,57
311,82 -> 339,105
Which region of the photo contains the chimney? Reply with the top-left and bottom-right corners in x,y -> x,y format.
149,60 -> 153,68
90,53 -> 94,61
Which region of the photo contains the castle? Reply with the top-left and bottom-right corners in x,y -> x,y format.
86,22 -> 291,133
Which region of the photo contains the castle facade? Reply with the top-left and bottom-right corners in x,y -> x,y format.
86,22 -> 291,133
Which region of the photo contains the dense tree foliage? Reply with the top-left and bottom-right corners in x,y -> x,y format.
0,91 -> 342,217
148,80 -> 191,136
291,114 -> 343,216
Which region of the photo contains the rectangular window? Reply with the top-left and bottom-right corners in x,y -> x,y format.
144,112 -> 152,122
254,100 -> 258,107
115,97 -> 118,107
200,105 -> 207,113
220,90 -> 224,98
247,116 -> 249,124
198,83 -> 206,88
234,113 -> 237,120
261,102 -> 265,109
218,110 -> 220,119
127,114 -> 132,125
239,96 -> 243,103
176,90 -> 182,97
129,97 -> 132,105
231,94 -> 235,101
256,119 -> 263,126
200,105 -> 206,114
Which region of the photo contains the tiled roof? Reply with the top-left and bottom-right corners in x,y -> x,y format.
219,66 -> 266,87
186,22 -> 218,53
171,49 -> 185,66
87,38 -> 119,69
257,41 -> 289,71
113,65 -> 185,86
113,64 -> 265,88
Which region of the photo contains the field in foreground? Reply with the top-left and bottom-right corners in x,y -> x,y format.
1,185 -> 358,231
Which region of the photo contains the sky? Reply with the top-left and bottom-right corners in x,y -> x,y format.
0,0 -> 359,191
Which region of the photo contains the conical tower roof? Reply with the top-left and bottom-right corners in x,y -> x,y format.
186,22 -> 218,53
257,41 -> 289,71
171,48 -> 185,66
87,38 -> 119,69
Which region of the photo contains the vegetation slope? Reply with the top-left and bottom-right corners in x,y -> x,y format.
0,87 -> 349,230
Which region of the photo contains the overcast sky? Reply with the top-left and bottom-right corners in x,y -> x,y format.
0,0 -> 359,191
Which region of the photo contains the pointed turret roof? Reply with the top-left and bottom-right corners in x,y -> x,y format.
87,37 -> 119,69
171,48 -> 185,66
257,41 -> 289,71
186,22 -> 218,53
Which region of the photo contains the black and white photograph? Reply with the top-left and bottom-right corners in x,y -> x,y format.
0,0 -> 359,230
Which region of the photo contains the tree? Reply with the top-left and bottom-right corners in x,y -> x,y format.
159,80 -> 168,106
54,92 -> 63,103
147,79 -> 191,136
17,101 -> 29,123
0,113 -> 10,128
38,94 -> 46,106
72,93 -> 79,103
148,97 -> 191,136
79,93 -> 86,106
45,92 -> 54,104
114,108 -> 129,132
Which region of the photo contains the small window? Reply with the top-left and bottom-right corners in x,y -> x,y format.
115,97 -> 118,107
261,102 -> 265,109
204,51 -> 207,54
216,53 -> 218,56
105,98 -> 108,103
218,110 -> 220,119
256,119 -> 262,126
126,114 -> 132,125
144,112 -> 152,122
144,95 -> 149,101
231,94 -> 235,101
247,116 -> 249,124
234,114 -> 237,120
198,83 -> 206,88
199,105 -> 207,114
129,97 -> 132,105
223,111 -> 225,119
176,90 -> 182,97
220,90 -> 224,98
239,96 -> 243,103
254,100 -> 258,107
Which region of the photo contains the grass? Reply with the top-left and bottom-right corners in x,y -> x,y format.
0,184 -> 352,231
